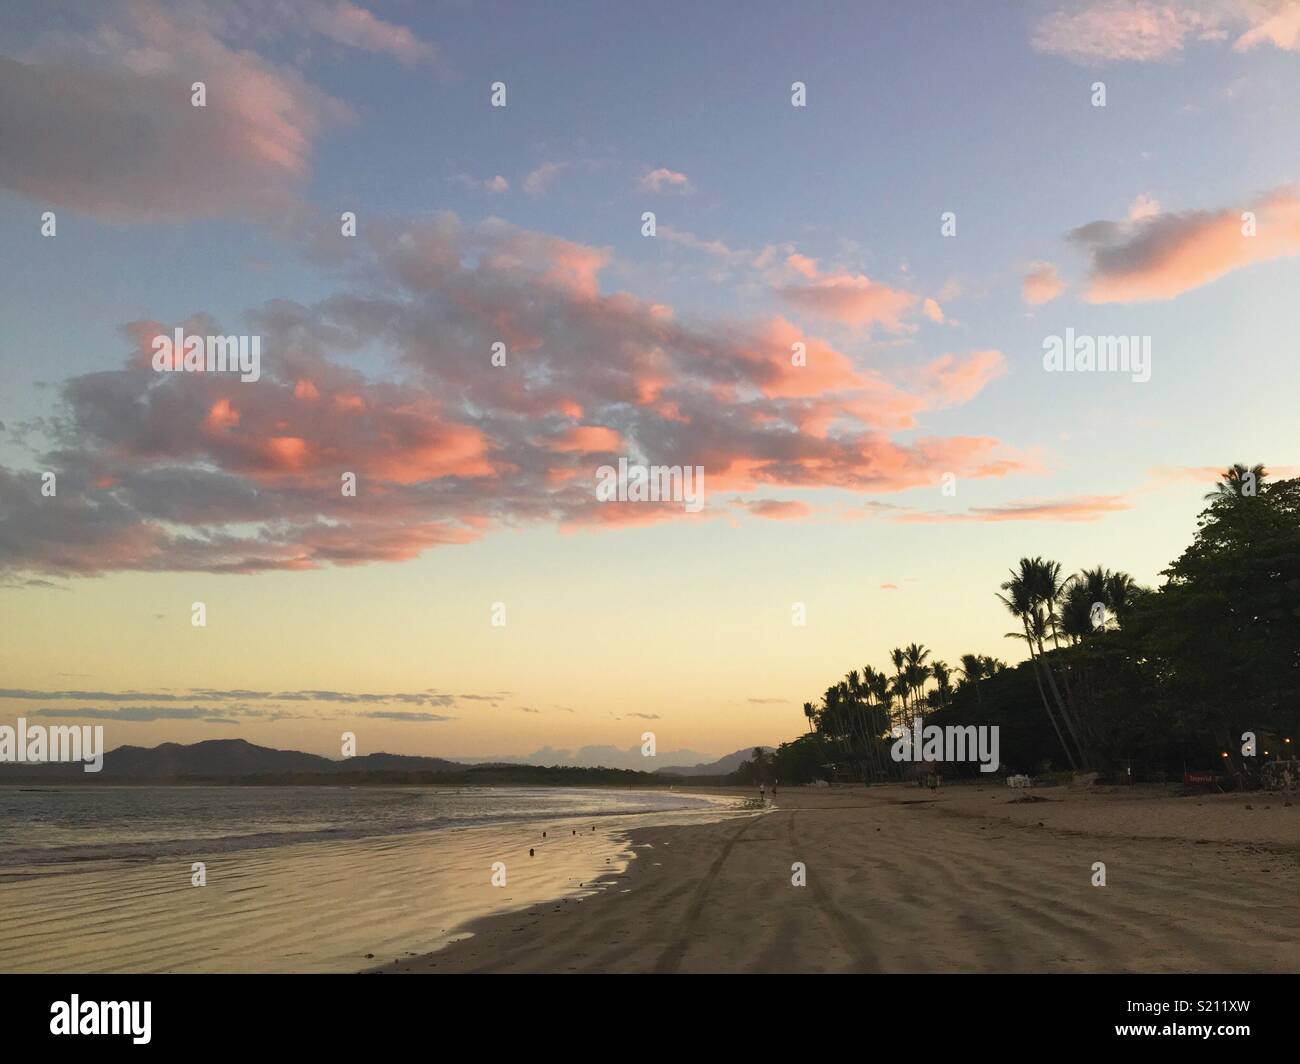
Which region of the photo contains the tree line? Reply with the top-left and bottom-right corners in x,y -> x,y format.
749,465 -> 1299,787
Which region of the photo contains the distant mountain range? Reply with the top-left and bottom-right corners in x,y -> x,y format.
0,738 -> 463,779
0,738 -> 769,781
656,747 -> 773,776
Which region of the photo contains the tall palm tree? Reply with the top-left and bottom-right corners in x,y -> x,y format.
998,577 -> 1079,770
1205,463 -> 1266,500
1005,558 -> 1088,763
1021,557 -> 1067,650
868,668 -> 892,728
889,647 -> 909,728
802,700 -> 834,778
860,666 -> 891,780
903,643 -> 931,721
843,670 -> 874,784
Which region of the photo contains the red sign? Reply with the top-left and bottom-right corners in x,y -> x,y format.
1183,771 -> 1216,784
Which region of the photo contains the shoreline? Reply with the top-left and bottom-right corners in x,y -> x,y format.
0,787 -> 750,973
374,783 -> 1300,974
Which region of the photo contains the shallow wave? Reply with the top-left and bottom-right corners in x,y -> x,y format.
0,786 -> 724,869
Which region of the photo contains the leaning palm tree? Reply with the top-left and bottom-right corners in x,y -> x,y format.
1005,558 -> 1088,762
998,578 -> 1079,770
1205,463 -> 1266,500
1021,557 -> 1068,650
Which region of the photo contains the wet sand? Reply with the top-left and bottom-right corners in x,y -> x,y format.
0,796 -> 749,973
377,784 -> 1300,973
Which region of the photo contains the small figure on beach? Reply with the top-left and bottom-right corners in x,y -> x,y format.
529,848 -> 535,857
772,779 -> 778,796
759,782 -> 766,801
926,771 -> 938,793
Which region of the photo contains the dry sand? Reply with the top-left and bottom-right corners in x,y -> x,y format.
378,783 -> 1300,973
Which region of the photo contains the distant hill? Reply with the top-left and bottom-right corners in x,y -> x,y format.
0,737 -> 780,784
0,738 -> 463,779
655,746 -> 771,777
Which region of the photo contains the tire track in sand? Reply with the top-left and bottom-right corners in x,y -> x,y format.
652,813 -> 759,972
786,810 -> 881,971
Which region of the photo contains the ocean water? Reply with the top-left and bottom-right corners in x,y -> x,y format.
0,785 -> 747,972
0,784 -> 722,867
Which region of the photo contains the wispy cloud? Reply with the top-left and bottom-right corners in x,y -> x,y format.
639,167 -> 693,194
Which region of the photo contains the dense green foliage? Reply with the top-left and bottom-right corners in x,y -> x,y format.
746,468 -> 1300,786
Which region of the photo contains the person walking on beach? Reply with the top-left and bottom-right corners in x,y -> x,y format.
926,770 -> 938,793
772,779 -> 778,796
759,782 -> 766,802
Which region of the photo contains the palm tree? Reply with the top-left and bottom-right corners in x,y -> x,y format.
868,668 -> 892,733
903,643 -> 931,720
959,653 -> 986,710
1005,558 -> 1089,764
998,575 -> 1079,770
931,660 -> 952,709
843,670 -> 874,784
889,647 -> 909,728
1105,570 -> 1140,622
1021,557 -> 1067,650
1061,566 -> 1142,638
1059,579 -> 1095,642
802,700 -> 834,779
1205,463 -> 1266,500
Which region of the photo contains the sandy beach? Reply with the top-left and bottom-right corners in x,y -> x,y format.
378,783 -> 1300,974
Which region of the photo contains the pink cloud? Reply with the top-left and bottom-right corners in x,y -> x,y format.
1235,5 -> 1300,51
1022,262 -> 1065,306
1032,2 -> 1219,62
1072,185 -> 1300,303
732,498 -> 813,520
897,495 -> 1131,523
308,1 -> 438,65
1033,1 -> 1300,63
777,268 -> 916,329
544,426 -> 623,454
0,2 -> 362,221
911,350 -> 1008,409
0,215 -> 1029,577
639,168 -> 693,194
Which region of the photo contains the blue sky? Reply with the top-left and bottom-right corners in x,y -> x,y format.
1,0 -> 1298,759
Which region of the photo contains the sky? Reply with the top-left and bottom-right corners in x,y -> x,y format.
1,0 -> 1299,766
